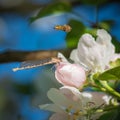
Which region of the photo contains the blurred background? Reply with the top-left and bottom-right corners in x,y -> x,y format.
0,0 -> 120,120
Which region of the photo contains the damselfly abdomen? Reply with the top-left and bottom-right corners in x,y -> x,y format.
13,57 -> 61,71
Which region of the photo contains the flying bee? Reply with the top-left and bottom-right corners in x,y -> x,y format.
54,24 -> 72,32
12,57 -> 61,72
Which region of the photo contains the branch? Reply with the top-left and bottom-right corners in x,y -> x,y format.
0,49 -> 72,63
0,0 -> 118,14
0,2 -> 43,14
0,1 -> 83,14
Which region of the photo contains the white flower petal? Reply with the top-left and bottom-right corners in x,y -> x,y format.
70,49 -> 89,71
70,29 -> 115,72
96,29 -> 115,68
110,53 -> 120,61
40,87 -> 112,120
39,104 -> 63,112
96,29 -> 111,43
57,52 -> 68,62
50,113 -> 68,120
47,88 -> 73,107
82,92 -> 92,99
102,95 -> 111,105
77,33 -> 103,72
59,86 -> 85,110
60,86 -> 82,101
82,92 -> 111,107
79,33 -> 96,47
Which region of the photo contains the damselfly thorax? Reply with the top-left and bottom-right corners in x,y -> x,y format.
13,57 -> 61,71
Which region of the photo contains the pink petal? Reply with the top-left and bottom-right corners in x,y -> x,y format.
55,62 -> 86,88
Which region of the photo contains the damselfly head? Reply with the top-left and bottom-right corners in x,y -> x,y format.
54,24 -> 72,32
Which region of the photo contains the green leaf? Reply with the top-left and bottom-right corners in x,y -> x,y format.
66,19 -> 85,48
97,66 -> 120,81
98,20 -> 114,31
112,37 -> 120,53
98,109 -> 118,120
85,28 -> 97,37
110,59 -> 120,68
113,106 -> 120,120
30,1 -> 71,23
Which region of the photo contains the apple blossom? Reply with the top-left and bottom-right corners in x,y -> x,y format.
40,86 -> 112,120
70,29 -> 115,73
55,62 -> 86,89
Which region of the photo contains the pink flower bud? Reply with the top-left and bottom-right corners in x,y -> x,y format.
55,62 -> 86,89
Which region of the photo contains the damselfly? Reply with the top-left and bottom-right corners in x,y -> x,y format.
13,57 -> 61,72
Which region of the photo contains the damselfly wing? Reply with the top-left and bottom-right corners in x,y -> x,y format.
13,57 -> 61,71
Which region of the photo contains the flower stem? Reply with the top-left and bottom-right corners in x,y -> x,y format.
88,74 -> 106,92
96,105 -> 119,113
81,105 -> 119,119
100,81 -> 120,100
